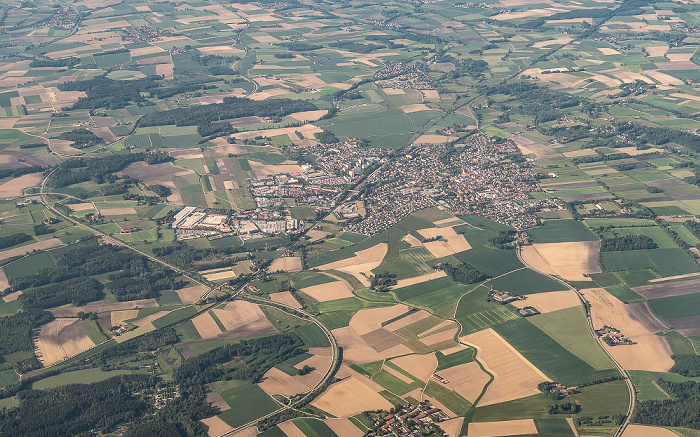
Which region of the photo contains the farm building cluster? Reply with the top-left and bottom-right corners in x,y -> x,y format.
365,402 -> 448,436
171,206 -> 300,241
596,326 -> 635,346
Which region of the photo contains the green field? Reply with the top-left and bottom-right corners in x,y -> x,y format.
435,348 -> 476,371
487,268 -> 567,294
527,220 -> 597,243
600,249 -> 700,278
292,418 -> 338,437
648,293 -> 700,319
217,381 -> 279,427
494,318 -> 619,386
424,380 -> 471,415
604,284 -> 644,303
294,324 -> 330,347
32,369 -> 132,389
629,370 -> 700,402
529,306 -> 614,371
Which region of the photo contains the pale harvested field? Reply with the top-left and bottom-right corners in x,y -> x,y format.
532,37 -> 572,48
419,323 -> 459,347
269,291 -> 301,309
511,290 -> 581,314
325,418 -> 363,437
434,217 -> 465,227
460,328 -> 547,406
201,416 -> 233,437
289,109 -> 327,122
310,376 -> 393,417
400,103 -> 432,113
99,207 -> 137,216
645,45 -> 669,57
383,309 -> 432,331
229,427 -> 257,437
269,256 -> 302,272
522,241 -> 601,281
390,353 -> 437,382
2,290 -> 20,302
259,367 -> 310,396
212,300 -> 277,337
248,161 -> 305,178
438,361 -> 490,403
0,172 -> 42,197
332,325 -> 412,364
645,70 -> 683,85
581,288 -> 673,372
421,89 -> 440,102
402,234 -> 423,247
110,309 -> 138,327
203,269 -> 236,281
35,318 -> 95,366
278,421 -> 305,437
318,243 -> 388,286
438,417 -> 464,437
383,363 -> 413,383
176,285 -> 208,305
132,311 -> 170,327
414,134 -> 458,144
307,229 -> 329,242
417,227 -> 471,257
383,88 -> 405,95
299,280 -> 354,302
468,419 -> 538,437
622,424 -> 679,437
0,238 -> 62,261
393,271 -> 447,289
598,47 -> 621,55
350,304 -> 409,335
67,203 -> 94,211
192,312 -> 223,339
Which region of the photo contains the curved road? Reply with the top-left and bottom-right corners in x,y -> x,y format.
515,246 -> 635,437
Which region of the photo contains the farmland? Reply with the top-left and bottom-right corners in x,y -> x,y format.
0,0 -> 699,435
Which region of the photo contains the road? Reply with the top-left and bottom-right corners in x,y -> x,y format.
220,295 -> 341,436
515,247 -> 635,437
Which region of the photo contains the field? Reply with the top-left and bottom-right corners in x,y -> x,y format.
600,249 -> 700,278
494,318 -> 617,386
581,288 -> 674,372
459,328 -> 547,406
217,382 -> 280,427
521,241 -> 601,281
34,318 -> 96,366
310,376 -> 393,417
526,220 -> 597,243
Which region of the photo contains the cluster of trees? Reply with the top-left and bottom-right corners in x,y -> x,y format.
634,379 -> 700,429
370,271 -> 398,292
547,402 -> 581,414
19,277 -> 103,310
439,262 -> 488,284
0,232 -> 32,250
146,184 -> 172,197
0,375 -> 155,436
10,238 -> 181,302
489,231 -> 517,249
670,354 -> 700,377
576,414 -> 625,427
174,334 -> 304,384
56,128 -> 104,149
277,41 -> 322,51
483,82 -> 587,125
48,151 -> 171,188
570,152 -> 631,165
139,97 -> 317,131
314,131 -> 339,144
29,56 -> 79,68
152,242 -> 248,269
600,235 -> 657,252
0,309 -> 53,370
57,75 -> 161,110
0,165 -> 44,180
329,41 -> 385,53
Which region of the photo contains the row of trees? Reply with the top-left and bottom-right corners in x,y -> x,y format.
600,235 -> 657,252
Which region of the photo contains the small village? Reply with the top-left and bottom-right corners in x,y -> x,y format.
364,402 -> 448,436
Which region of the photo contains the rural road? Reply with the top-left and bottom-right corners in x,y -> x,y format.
516,247 -> 636,437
